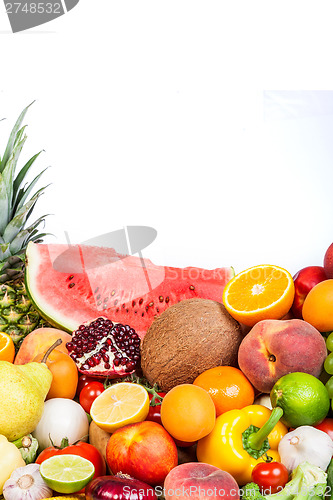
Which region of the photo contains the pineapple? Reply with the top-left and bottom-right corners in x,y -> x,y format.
0,103 -> 49,349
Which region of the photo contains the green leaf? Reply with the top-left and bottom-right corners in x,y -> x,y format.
13,125 -> 27,149
0,172 -> 9,233
0,243 -> 11,261
3,192 -> 42,243
2,135 -> 27,205
10,215 -> 48,254
13,167 -> 49,217
12,150 -> 43,204
0,102 -> 34,172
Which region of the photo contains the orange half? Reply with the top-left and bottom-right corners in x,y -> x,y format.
0,332 -> 15,363
222,264 -> 295,327
90,382 -> 149,432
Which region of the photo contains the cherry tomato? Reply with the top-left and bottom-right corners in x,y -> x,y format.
79,381 -> 105,413
315,418 -> 333,440
76,374 -> 100,396
252,461 -> 289,494
36,440 -> 106,481
145,391 -> 166,425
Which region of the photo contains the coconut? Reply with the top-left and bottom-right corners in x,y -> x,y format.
140,298 -> 243,392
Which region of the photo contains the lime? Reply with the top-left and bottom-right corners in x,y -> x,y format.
39,454 -> 95,494
270,372 -> 330,427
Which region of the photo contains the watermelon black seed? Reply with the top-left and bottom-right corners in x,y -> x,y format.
165,297 -> 170,303
159,296 -> 164,302
68,283 -> 75,289
190,285 -> 195,290
139,298 -> 143,305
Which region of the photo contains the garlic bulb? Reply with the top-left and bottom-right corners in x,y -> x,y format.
278,425 -> 333,473
254,394 -> 272,409
3,463 -> 52,500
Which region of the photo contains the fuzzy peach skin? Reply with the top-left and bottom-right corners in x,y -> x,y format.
238,319 -> 327,393
164,462 -> 240,500
14,328 -> 72,364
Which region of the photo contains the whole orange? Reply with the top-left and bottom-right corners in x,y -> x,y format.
160,384 -> 216,442
302,279 -> 333,332
33,348 -> 78,399
193,366 -> 255,416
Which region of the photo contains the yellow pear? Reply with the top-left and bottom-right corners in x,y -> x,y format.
0,340 -> 61,441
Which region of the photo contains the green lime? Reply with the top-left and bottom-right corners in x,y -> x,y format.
270,372 -> 330,428
39,454 -> 95,494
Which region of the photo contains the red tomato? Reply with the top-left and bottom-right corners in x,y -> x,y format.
252,461 -> 289,494
315,418 -> 333,440
145,391 -> 166,425
79,381 -> 105,413
76,374 -> 100,396
36,440 -> 106,481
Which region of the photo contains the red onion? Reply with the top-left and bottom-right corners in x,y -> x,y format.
85,474 -> 157,500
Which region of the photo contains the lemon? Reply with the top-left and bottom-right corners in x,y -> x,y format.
39,454 -> 95,494
90,382 -> 149,432
270,372 -> 330,427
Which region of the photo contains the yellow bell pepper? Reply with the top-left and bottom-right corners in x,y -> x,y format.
196,404 -> 288,486
0,434 -> 25,494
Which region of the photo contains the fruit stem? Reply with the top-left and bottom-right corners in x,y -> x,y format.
248,406 -> 284,450
12,435 -> 33,449
41,338 -> 63,364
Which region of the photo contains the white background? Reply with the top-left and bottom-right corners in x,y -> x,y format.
0,1 -> 333,276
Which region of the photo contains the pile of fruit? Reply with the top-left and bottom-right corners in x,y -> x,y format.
2,107 -> 333,500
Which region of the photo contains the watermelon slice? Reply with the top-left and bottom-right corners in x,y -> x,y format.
25,242 -> 234,338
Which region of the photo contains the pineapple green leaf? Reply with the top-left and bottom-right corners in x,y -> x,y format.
0,102 -> 34,172
13,125 -> 27,149
27,232 -> 50,243
13,167 -> 49,217
0,243 -> 11,261
0,172 -> 9,233
10,214 -> 47,254
12,150 -> 44,204
2,191 -> 43,243
2,134 -> 27,203
13,185 -> 46,218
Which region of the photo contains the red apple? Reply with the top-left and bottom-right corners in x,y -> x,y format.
291,266 -> 327,318
324,243 -> 333,278
106,420 -> 178,486
164,462 -> 240,500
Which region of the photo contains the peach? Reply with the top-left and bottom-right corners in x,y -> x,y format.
14,327 -> 72,364
164,462 -> 239,500
238,319 -> 327,393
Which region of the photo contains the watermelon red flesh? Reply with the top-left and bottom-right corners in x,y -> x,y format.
25,242 -> 234,339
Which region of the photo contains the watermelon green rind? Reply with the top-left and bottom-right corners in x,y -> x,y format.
25,243 -> 75,332
25,242 -> 234,338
